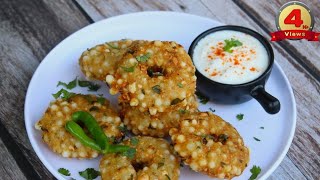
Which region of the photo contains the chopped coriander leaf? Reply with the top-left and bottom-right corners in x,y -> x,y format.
78,80 -> 91,87
195,90 -> 209,104
88,84 -> 101,91
177,82 -> 183,88
118,125 -> 128,133
171,98 -> 183,105
249,165 -> 261,180
106,42 -> 119,49
223,38 -> 242,53
158,162 -> 164,168
58,168 -> 70,176
130,137 -> 139,146
79,168 -> 100,180
260,127 -> 264,129
78,80 -> 101,91
136,53 -> 151,62
97,97 -> 105,104
165,174 -> 171,180
57,77 -> 77,90
253,137 -> 261,141
52,89 -> 75,100
121,148 -> 136,159
236,113 -> 244,120
152,85 -> 161,94
121,63 -> 137,72
178,109 -> 189,114
209,107 -> 216,113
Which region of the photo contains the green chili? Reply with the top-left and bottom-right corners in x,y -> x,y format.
65,121 -> 102,151
71,111 -> 109,151
65,111 -> 134,155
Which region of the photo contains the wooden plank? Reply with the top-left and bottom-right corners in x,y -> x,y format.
235,0 -> 320,82
269,156 -> 306,180
0,0 -> 89,179
75,0 -> 319,179
0,139 -> 27,180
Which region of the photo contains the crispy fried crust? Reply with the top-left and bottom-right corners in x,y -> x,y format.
100,136 -> 180,180
106,40 -> 197,115
79,39 -> 136,81
121,95 -> 198,137
169,112 -> 250,179
35,94 -> 123,158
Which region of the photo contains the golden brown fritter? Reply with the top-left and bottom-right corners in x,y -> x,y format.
79,39 -> 136,81
106,40 -> 197,115
35,94 -> 124,158
121,95 -> 198,137
100,136 -> 180,180
169,112 -> 250,179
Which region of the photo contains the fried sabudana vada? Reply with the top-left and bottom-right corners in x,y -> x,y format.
35,94 -> 124,158
79,39 -> 136,81
100,136 -> 180,180
121,95 -> 198,137
106,40 -> 197,115
169,112 -> 249,179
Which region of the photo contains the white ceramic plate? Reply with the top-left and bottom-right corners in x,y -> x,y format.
25,12 -> 296,180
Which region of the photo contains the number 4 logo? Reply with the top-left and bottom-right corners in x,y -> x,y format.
284,9 -> 303,27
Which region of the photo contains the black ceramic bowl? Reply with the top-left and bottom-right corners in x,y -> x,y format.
189,26 -> 280,114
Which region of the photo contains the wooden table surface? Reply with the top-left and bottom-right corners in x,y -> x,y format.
0,0 -> 319,179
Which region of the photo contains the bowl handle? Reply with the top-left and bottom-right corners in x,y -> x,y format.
250,86 -> 280,114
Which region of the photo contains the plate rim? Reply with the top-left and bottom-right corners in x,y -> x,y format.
24,11 -> 297,180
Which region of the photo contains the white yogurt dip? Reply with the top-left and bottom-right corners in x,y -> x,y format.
193,30 -> 269,84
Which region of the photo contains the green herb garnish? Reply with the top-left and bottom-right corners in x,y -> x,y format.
195,90 -> 209,104
152,85 -> 161,94
57,77 -> 77,90
223,38 -> 242,53
97,97 -> 105,104
121,63 -> 137,72
236,113 -> 244,120
178,109 -> 189,114
177,83 -> 183,88
158,162 -> 165,168
136,53 -> 151,62
253,137 -> 261,141
209,108 -> 216,113
78,80 -> 101,91
118,125 -> 128,133
52,89 -> 75,100
79,168 -> 100,180
130,137 -> 139,146
121,148 -> 136,159
171,98 -> 183,105
249,165 -> 261,180
106,42 -> 119,49
58,168 -> 70,176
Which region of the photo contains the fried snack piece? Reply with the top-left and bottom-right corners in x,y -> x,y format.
121,95 -> 198,137
79,39 -> 136,81
99,153 -> 137,180
169,112 -> 250,179
35,94 -> 124,158
100,136 -> 180,180
106,40 -> 197,115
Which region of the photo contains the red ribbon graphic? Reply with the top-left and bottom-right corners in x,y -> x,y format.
270,30 -> 320,41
